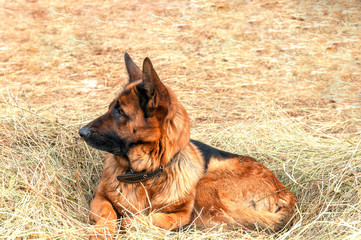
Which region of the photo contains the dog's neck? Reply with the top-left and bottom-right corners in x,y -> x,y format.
124,90 -> 190,172
116,151 -> 181,183
163,87 -> 191,159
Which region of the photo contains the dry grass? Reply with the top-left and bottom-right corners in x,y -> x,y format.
1,0 -> 361,239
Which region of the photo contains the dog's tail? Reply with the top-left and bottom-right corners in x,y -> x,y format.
232,190 -> 297,232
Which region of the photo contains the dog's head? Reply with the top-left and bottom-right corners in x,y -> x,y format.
79,53 -> 190,169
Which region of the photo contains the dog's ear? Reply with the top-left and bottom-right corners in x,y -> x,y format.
124,52 -> 142,82
141,57 -> 169,116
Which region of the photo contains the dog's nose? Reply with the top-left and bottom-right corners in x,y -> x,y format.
79,126 -> 91,139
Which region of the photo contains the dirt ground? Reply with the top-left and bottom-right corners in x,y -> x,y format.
1,0 -> 360,239
2,0 -> 360,124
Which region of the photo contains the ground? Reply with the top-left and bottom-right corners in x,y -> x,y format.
0,0 -> 360,239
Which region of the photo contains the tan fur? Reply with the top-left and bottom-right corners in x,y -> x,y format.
81,54 -> 297,239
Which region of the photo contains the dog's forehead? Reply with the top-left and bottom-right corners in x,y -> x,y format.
117,81 -> 142,107
117,90 -> 134,105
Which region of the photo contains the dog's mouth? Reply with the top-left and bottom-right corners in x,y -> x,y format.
79,126 -> 128,155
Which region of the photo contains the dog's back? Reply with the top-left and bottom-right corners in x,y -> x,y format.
190,140 -> 296,231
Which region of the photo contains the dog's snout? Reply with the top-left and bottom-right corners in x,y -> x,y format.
79,126 -> 91,139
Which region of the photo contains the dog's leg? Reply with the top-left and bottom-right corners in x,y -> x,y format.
121,199 -> 194,231
121,211 -> 192,231
151,210 -> 192,230
89,192 -> 117,240
148,198 -> 195,230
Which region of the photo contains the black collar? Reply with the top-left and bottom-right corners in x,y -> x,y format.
116,153 -> 179,183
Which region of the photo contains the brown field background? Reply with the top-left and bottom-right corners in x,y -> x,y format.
1,0 -> 360,239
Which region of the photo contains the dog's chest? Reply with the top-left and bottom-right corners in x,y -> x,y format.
107,182 -> 150,216
105,177 -> 186,216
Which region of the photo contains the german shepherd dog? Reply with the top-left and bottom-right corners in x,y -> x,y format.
79,53 -> 296,239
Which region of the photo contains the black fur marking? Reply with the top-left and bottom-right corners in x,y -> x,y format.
127,140 -> 146,149
274,204 -> 284,213
190,139 -> 238,171
136,84 -> 151,118
80,113 -> 130,156
83,128 -> 129,156
250,200 -> 257,209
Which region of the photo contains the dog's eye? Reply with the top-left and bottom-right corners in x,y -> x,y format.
112,101 -> 128,119
118,108 -> 126,116
113,108 -> 126,119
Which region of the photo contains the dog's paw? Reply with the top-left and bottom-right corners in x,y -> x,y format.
120,215 -> 155,232
120,217 -> 143,232
120,217 -> 134,230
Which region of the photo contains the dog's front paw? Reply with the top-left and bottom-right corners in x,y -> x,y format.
120,217 -> 134,231
120,215 -> 154,232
